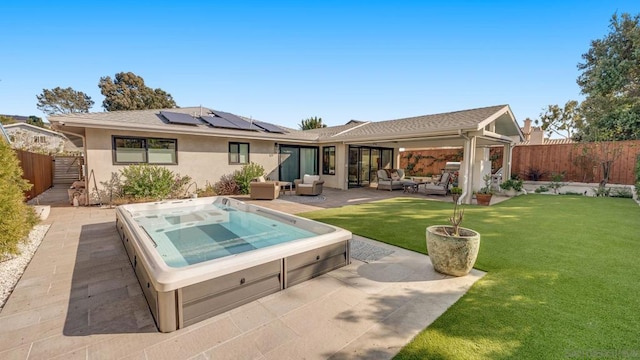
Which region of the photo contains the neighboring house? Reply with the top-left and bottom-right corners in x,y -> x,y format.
519,118 -> 575,145
3,122 -> 73,154
48,105 -> 523,204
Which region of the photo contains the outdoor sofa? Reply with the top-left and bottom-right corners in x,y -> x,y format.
249,176 -> 280,200
376,169 -> 414,191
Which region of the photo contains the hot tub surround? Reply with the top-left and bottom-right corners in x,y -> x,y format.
115,197 -> 351,332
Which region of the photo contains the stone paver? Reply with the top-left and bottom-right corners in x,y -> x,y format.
2,187 -> 485,359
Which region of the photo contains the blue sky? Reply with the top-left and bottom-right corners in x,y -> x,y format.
2,1 -> 639,129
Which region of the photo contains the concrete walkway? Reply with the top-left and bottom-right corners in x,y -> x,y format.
2,187 -> 484,359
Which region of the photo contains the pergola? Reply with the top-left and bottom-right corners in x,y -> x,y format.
331,105 -> 523,204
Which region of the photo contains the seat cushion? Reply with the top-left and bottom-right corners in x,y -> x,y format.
298,183 -> 313,188
303,174 -> 320,184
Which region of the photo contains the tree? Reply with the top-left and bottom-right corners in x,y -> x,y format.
27,116 -> 45,128
99,72 -> 177,111
0,139 -> 38,256
36,87 -> 94,115
538,100 -> 584,139
299,116 -> 327,130
576,13 -> 640,141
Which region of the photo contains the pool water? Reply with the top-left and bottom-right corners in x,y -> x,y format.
132,203 -> 316,267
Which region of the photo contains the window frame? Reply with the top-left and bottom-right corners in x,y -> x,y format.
112,135 -> 178,165
228,142 -> 250,165
322,146 -> 336,175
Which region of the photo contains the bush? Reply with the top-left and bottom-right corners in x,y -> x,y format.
121,164 -> 176,200
215,174 -> 240,195
535,185 -> 549,193
0,142 -> 39,256
233,162 -> 265,195
609,187 -> 633,198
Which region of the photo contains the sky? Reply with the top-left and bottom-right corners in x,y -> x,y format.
2,1 -> 640,129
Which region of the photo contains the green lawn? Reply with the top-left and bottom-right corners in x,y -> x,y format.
301,195 -> 640,359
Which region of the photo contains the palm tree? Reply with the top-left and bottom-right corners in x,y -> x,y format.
299,116 -> 327,130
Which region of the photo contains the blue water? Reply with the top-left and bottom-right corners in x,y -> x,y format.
132,203 -> 317,267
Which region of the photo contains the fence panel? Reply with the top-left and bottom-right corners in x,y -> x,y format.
402,140 -> 640,185
14,150 -> 54,200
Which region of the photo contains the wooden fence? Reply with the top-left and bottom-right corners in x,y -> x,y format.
14,149 -> 54,200
401,140 -> 640,185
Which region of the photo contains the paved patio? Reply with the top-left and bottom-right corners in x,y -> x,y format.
2,186 -> 485,359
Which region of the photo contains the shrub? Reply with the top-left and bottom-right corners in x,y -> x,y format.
233,162 -> 265,195
121,164 -> 176,200
169,174 -> 192,199
96,172 -> 124,206
522,167 -> 546,181
549,172 -> 566,194
196,181 -> 217,197
609,187 -> 633,198
535,185 -> 549,193
215,174 -> 240,195
0,142 -> 39,256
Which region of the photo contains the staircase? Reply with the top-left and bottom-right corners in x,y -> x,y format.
53,156 -> 82,185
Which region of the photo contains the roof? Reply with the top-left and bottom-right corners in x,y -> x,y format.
48,104 -> 522,145
4,122 -> 67,138
49,107 -> 321,142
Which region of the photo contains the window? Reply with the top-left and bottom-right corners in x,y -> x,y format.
113,136 -> 177,164
229,142 -> 249,164
322,146 -> 336,175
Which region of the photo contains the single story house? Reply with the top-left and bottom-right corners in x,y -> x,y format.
49,104 -> 523,204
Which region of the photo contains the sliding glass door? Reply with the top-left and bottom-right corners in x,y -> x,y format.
348,146 -> 394,188
279,145 -> 319,183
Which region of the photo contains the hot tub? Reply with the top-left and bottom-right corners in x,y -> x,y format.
115,196 -> 351,332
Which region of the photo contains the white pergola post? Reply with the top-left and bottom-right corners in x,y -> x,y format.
460,135 -> 477,204
502,143 -> 512,183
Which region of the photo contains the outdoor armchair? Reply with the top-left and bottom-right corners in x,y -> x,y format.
294,174 -> 324,196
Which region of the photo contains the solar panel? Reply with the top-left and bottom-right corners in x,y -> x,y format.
210,111 -> 255,130
253,120 -> 286,133
200,115 -> 238,129
160,111 -> 202,125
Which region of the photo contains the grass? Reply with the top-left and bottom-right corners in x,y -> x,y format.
301,195 -> 640,359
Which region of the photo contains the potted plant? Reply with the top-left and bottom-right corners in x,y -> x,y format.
450,186 -> 462,202
475,174 -> 494,206
499,177 -> 523,197
426,199 -> 481,276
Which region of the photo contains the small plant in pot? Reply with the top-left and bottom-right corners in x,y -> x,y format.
475,174 -> 494,206
450,186 -> 462,202
426,200 -> 480,276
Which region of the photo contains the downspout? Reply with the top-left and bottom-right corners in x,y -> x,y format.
458,130 -> 471,205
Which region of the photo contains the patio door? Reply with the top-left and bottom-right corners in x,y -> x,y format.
279,145 -> 319,183
348,146 -> 394,188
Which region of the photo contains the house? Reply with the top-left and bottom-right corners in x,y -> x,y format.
3,122 -> 78,154
48,105 -> 523,204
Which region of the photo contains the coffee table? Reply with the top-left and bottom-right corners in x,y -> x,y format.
279,181 -> 293,196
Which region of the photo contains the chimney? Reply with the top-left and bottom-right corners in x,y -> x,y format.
531,127 -> 544,145
523,118 -> 532,141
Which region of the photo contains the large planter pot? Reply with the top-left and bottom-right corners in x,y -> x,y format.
504,188 -> 517,197
426,225 -> 480,277
475,193 -> 492,206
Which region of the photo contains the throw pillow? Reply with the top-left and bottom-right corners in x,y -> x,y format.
391,171 -> 401,181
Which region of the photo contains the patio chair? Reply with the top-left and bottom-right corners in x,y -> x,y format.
249,176 -> 280,200
294,174 -> 324,196
423,172 -> 451,196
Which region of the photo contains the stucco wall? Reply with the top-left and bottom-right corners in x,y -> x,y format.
85,128 -> 280,192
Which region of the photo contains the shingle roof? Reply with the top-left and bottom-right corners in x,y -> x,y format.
49,104 -> 517,143
50,107 -> 320,142
325,105 -> 509,141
